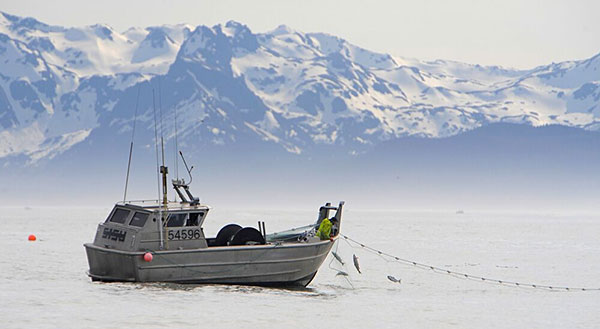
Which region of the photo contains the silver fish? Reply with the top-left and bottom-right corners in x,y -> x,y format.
387,275 -> 401,283
336,270 -> 349,277
353,254 -> 361,274
332,251 -> 345,265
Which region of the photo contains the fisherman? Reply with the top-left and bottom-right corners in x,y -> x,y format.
329,216 -> 339,236
316,217 -> 332,240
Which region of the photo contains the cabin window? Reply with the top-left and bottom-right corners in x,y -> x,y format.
187,212 -> 204,226
108,209 -> 130,224
166,213 -> 187,227
129,212 -> 149,227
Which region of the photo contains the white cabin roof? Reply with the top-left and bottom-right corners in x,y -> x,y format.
116,200 -> 210,212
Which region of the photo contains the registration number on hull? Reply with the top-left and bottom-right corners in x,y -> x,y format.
102,228 -> 127,242
167,229 -> 201,241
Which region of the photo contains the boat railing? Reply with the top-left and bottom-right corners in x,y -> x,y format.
265,224 -> 317,242
117,199 -> 207,210
117,199 -> 160,205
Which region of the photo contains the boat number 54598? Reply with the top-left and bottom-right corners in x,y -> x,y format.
168,229 -> 201,240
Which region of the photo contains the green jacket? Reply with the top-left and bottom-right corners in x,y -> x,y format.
316,218 -> 332,240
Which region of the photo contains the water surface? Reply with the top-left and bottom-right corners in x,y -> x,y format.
1,207 -> 599,328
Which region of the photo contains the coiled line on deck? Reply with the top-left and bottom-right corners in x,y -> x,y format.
341,234 -> 600,292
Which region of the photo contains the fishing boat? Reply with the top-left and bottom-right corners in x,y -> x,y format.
84,155 -> 344,287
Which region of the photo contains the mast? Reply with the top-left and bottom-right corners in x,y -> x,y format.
160,164 -> 168,205
158,77 -> 168,206
152,88 -> 165,249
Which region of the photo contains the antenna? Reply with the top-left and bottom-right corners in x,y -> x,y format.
174,102 -> 179,181
158,78 -> 168,206
173,87 -> 179,202
152,88 -> 165,250
152,89 -> 161,203
123,86 -> 140,202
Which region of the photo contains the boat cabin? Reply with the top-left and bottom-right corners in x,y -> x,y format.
92,202 -> 212,252
91,199 -> 344,253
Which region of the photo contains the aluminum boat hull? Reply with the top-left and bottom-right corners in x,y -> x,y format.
84,238 -> 335,287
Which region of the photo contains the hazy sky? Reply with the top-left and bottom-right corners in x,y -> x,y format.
2,0 -> 599,68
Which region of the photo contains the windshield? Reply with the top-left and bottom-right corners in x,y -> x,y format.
166,213 -> 187,227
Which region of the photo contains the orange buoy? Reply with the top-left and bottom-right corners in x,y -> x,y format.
28,234 -> 36,241
143,252 -> 153,262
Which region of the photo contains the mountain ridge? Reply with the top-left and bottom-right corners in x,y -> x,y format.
1,11 -> 599,164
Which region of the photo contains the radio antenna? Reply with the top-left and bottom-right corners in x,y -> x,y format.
152,89 -> 161,203
158,77 -> 168,206
152,88 -> 165,249
123,86 -> 140,203
173,94 -> 179,201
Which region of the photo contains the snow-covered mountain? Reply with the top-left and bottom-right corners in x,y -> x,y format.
1,11 -> 599,163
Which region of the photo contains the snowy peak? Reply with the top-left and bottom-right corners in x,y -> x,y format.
0,11 -> 63,35
145,28 -> 176,48
1,11 -> 600,163
178,21 -> 258,70
269,24 -> 296,36
0,13 -> 192,76
531,52 -> 600,89
222,21 -> 259,53
303,32 -> 398,70
131,27 -> 178,63
91,24 -> 115,40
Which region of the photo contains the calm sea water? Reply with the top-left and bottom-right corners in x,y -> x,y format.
1,207 -> 599,328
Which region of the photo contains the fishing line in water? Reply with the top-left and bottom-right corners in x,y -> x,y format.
341,235 -> 600,292
328,240 -> 354,288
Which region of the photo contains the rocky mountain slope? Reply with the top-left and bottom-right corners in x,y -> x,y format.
1,11 -> 599,164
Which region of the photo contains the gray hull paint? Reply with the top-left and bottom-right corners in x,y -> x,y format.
85,239 -> 334,287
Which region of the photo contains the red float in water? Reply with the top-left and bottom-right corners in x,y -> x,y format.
143,252 -> 153,262
28,234 -> 36,241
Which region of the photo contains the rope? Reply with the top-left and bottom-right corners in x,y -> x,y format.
341,234 -> 600,292
327,240 -> 354,288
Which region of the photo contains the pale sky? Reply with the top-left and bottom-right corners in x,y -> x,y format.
2,0 -> 599,69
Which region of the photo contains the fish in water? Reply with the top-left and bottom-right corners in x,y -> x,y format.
332,251 -> 345,265
336,270 -> 349,277
353,254 -> 361,274
387,275 -> 401,283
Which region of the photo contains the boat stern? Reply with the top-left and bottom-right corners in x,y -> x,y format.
84,243 -> 140,282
